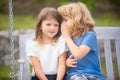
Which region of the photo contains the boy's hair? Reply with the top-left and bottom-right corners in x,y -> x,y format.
57,2 -> 95,37
34,7 -> 62,44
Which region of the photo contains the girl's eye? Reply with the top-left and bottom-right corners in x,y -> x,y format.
54,24 -> 58,27
46,23 -> 51,26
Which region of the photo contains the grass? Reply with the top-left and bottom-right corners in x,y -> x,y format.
0,14 -> 36,30
0,14 -> 120,30
94,16 -> 120,27
0,65 -> 11,80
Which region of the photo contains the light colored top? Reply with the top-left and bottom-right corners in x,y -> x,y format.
66,31 -> 106,79
25,36 -> 67,75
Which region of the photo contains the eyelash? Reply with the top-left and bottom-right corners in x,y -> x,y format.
63,18 -> 67,22
63,19 -> 67,22
55,24 -> 58,26
46,24 -> 58,27
46,23 -> 50,25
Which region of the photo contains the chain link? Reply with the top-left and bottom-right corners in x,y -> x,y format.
8,0 -> 15,80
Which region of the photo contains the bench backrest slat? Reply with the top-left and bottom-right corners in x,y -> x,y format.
115,39 -> 120,79
95,27 -> 120,39
104,39 -> 114,80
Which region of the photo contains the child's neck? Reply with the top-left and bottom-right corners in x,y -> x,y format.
42,37 -> 52,45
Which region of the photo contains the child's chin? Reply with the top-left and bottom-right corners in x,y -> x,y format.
48,35 -> 56,38
49,34 -> 57,37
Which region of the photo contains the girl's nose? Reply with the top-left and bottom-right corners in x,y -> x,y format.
50,25 -> 55,29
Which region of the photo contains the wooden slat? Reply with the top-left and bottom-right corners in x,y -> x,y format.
95,27 -> 120,39
98,40 -> 102,70
104,39 -> 114,80
18,33 -> 34,80
115,39 -> 120,80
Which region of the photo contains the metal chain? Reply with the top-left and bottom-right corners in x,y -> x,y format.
8,0 -> 15,80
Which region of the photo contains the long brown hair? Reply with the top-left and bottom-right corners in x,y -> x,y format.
34,7 -> 62,44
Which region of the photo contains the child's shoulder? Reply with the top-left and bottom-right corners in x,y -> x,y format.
86,31 -> 96,36
83,31 -> 96,39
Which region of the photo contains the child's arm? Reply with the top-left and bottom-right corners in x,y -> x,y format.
65,37 -> 90,59
57,52 -> 67,80
30,56 -> 48,80
61,22 -> 90,59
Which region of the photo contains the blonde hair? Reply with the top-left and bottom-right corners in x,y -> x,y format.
34,7 -> 62,44
57,2 -> 95,37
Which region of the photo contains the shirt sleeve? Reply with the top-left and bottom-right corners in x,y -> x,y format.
81,32 -> 97,52
25,39 -> 38,63
58,36 -> 68,56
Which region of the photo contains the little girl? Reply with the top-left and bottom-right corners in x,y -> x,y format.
57,2 -> 106,80
25,7 -> 67,80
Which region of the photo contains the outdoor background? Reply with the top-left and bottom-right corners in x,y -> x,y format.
0,0 -> 120,80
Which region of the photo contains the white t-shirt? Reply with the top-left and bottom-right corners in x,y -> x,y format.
25,36 -> 67,75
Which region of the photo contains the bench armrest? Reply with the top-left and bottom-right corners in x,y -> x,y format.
17,59 -> 25,80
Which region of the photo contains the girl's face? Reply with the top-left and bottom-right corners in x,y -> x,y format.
62,16 -> 73,33
41,18 -> 59,39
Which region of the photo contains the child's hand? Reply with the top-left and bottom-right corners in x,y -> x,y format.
66,55 -> 77,67
61,22 -> 71,39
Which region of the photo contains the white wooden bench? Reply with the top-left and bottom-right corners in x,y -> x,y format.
17,27 -> 120,80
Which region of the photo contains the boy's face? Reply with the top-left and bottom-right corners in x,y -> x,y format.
62,16 -> 73,33
41,18 -> 59,39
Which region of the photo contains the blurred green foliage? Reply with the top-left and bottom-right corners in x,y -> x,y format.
0,0 -> 120,14
0,14 -> 36,30
2,14 -> 120,30
3,0 -> 97,15
110,0 -> 120,6
0,65 -> 11,80
32,0 -> 98,10
0,0 -> 8,14
94,16 -> 120,27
